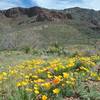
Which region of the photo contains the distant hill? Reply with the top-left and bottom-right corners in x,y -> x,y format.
0,6 -> 100,50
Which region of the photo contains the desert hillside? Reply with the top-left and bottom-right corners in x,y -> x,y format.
0,6 -> 100,50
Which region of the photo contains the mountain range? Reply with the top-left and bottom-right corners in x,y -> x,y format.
0,6 -> 100,50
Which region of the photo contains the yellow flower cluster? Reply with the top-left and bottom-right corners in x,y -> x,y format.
0,55 -> 100,99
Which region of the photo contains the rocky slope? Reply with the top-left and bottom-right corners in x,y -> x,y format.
0,6 -> 100,50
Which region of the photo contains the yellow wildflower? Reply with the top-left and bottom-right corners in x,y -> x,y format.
16,82 -> 21,87
2,72 -> 7,76
63,73 -> 69,78
53,76 -> 61,84
25,88 -> 33,92
0,75 -> 3,81
62,83 -> 65,87
70,77 -> 76,82
16,81 -> 28,87
42,95 -> 47,100
34,90 -> 39,94
34,79 -> 44,83
42,82 -> 51,89
47,74 -> 53,78
53,88 -> 60,94
25,75 -> 29,78
21,81 -> 28,86
90,72 -> 97,77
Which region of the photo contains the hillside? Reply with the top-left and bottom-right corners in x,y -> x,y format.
0,6 -> 100,50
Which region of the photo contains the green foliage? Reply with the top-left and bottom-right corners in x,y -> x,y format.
75,79 -> 100,100
22,46 -> 31,54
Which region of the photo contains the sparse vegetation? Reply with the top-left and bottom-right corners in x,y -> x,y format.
0,7 -> 100,50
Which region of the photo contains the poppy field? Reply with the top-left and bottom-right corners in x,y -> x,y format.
0,52 -> 100,100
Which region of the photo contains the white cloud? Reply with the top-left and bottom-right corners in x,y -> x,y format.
81,0 -> 100,10
0,0 -> 26,10
0,0 -> 100,10
33,0 -> 100,10
0,1 -> 17,10
33,0 -> 72,9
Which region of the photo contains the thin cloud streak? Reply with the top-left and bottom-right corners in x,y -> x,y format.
0,0 -> 100,10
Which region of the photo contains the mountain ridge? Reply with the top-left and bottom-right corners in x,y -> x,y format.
0,6 -> 100,50
0,6 -> 99,19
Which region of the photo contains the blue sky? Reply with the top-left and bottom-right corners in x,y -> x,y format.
0,0 -> 100,10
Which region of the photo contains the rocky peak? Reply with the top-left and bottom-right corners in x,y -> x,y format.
0,6 -> 72,21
